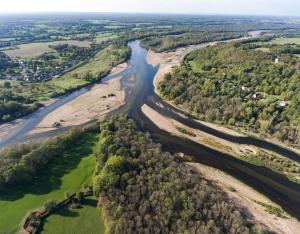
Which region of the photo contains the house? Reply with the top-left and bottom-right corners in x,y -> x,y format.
278,101 -> 288,107
252,92 -> 260,100
242,86 -> 250,92
274,58 -> 279,63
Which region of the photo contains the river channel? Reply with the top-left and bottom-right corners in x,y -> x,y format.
1,40 -> 300,219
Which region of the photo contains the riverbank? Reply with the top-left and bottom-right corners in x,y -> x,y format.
27,63 -> 127,136
0,62 -> 127,142
189,163 -> 300,234
141,104 -> 300,232
146,43 -> 300,166
147,40 -> 300,154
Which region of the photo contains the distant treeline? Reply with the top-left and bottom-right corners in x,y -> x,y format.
140,31 -> 244,52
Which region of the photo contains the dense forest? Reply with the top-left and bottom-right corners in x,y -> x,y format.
141,31 -> 244,52
93,115 -> 267,233
0,52 -> 18,72
158,42 -> 300,146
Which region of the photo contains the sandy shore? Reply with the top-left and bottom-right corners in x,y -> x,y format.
26,63 -> 127,136
141,104 -> 256,156
189,163 -> 300,234
0,63 -> 128,140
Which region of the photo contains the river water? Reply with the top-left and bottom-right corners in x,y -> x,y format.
1,40 -> 300,219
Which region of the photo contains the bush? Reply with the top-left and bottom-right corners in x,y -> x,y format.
44,200 -> 57,213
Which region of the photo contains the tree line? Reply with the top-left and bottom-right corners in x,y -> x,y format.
0,123 -> 98,189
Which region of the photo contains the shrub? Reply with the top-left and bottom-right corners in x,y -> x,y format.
44,200 -> 57,213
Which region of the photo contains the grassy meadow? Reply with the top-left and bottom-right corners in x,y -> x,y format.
0,133 -> 102,234
41,197 -> 105,234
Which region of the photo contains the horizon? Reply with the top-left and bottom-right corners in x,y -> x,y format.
0,0 -> 300,17
0,12 -> 299,19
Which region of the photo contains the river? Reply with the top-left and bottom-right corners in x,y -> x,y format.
1,40 -> 300,219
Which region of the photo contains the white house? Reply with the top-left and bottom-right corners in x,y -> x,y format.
278,101 -> 288,107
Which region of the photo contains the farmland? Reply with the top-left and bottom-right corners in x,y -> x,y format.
94,33 -> 118,44
4,40 -> 92,58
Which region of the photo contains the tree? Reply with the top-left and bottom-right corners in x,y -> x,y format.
75,191 -> 84,204
44,200 -> 57,212
3,81 -> 11,89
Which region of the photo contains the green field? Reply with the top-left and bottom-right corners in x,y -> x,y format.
94,33 -> 118,44
104,25 -> 124,29
0,133 -> 102,234
4,40 -> 91,58
41,197 -> 105,234
270,37 -> 300,45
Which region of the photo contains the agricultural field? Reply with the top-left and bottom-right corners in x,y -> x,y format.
4,40 -> 92,58
94,32 -> 118,44
0,133 -> 101,234
104,25 -> 124,29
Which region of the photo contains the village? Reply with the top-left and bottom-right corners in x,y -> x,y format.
0,42 -> 102,82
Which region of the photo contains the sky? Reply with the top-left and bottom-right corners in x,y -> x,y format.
0,0 -> 299,17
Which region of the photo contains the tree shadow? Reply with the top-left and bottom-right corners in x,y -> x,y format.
0,133 -> 98,201
83,198 -> 98,207
55,207 -> 80,217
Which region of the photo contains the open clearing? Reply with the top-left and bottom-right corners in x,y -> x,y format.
41,197 -> 105,234
0,133 -> 101,234
4,40 -> 92,58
